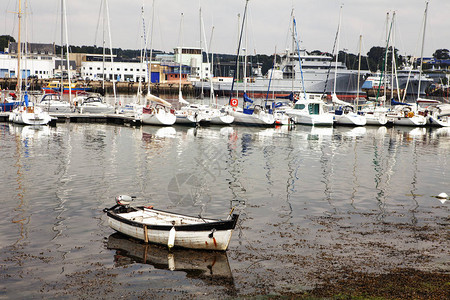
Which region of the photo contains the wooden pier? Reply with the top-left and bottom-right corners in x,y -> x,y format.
0,112 -> 142,126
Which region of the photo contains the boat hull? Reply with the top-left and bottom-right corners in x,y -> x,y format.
365,114 -> 388,126
9,106 -> 51,125
288,112 -> 334,126
209,114 -> 234,125
105,206 -> 238,251
232,111 -> 275,126
427,115 -> 450,127
76,106 -> 115,114
334,113 -> 367,126
141,111 -> 176,126
392,115 -> 426,126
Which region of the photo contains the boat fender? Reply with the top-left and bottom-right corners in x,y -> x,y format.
208,228 -> 216,238
168,254 -> 175,270
168,227 -> 176,249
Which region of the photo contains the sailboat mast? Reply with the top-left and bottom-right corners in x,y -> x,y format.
243,6 -> 248,95
229,0 -> 248,105
105,0 -> 116,106
333,5 -> 342,97
209,26 -> 216,106
178,13 -> 184,101
356,34 -> 362,108
236,13 -> 240,100
147,0 -> 155,96
383,12 -> 389,102
291,9 -> 295,95
137,2 -> 145,104
199,5 -> 204,99
63,0 -> 72,102
17,0 -> 22,99
200,11 -> 212,106
417,1 -> 428,100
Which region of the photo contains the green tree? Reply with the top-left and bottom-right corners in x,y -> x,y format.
0,35 -> 15,52
433,49 -> 450,60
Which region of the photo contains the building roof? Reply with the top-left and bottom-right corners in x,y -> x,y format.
8,42 -> 55,55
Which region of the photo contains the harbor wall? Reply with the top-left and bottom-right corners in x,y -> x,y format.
0,78 -> 196,97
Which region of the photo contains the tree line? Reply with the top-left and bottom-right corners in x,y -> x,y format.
1,34 -> 449,75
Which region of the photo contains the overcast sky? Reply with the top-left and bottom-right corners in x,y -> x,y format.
2,0 -> 449,57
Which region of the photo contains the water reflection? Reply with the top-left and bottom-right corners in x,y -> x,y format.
106,233 -> 236,295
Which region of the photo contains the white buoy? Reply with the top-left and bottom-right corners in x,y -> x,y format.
437,192 -> 449,199
168,227 -> 176,249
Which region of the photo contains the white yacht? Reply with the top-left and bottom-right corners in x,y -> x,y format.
38,93 -> 73,113
73,94 -> 115,114
285,94 -> 333,126
140,94 -> 176,126
9,103 -> 52,125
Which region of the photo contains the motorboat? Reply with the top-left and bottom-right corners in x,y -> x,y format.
73,94 -> 115,114
285,94 -> 333,126
37,93 -> 73,113
387,104 -> 426,126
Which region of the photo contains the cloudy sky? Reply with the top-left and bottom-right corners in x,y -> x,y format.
2,0 -> 449,57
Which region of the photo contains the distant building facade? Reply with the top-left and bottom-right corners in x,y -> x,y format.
0,42 -> 76,79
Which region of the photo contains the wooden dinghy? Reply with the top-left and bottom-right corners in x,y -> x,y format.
104,195 -> 239,251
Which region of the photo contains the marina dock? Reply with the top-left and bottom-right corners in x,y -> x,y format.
0,111 -> 141,126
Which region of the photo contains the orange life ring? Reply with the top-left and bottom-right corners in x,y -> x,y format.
230,98 -> 238,107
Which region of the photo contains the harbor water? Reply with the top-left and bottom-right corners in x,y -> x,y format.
0,119 -> 449,298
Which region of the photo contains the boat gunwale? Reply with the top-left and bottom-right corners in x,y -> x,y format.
106,206 -> 239,232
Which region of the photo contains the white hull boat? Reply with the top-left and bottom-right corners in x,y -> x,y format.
210,114 -> 234,125
292,113 -> 334,126
74,95 -> 115,114
334,111 -> 366,126
232,109 -> 275,126
9,105 -> 52,125
104,195 -> 239,251
392,115 -> 427,126
38,93 -> 73,113
426,115 -> 450,127
365,112 -> 388,126
286,96 -> 334,126
209,107 -> 234,125
388,105 -> 426,126
141,107 -> 176,126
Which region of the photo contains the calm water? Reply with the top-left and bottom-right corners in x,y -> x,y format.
0,120 -> 449,298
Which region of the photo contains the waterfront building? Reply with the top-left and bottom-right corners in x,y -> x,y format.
0,42 -> 65,79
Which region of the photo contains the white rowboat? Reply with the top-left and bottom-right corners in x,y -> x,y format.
104,195 -> 239,251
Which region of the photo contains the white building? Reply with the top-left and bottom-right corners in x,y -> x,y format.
79,55 -> 150,82
174,46 -> 211,81
0,42 -> 75,79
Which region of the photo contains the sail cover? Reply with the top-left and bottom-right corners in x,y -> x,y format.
391,99 -> 411,106
243,93 -> 254,103
331,93 -> 349,106
146,94 -> 172,107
